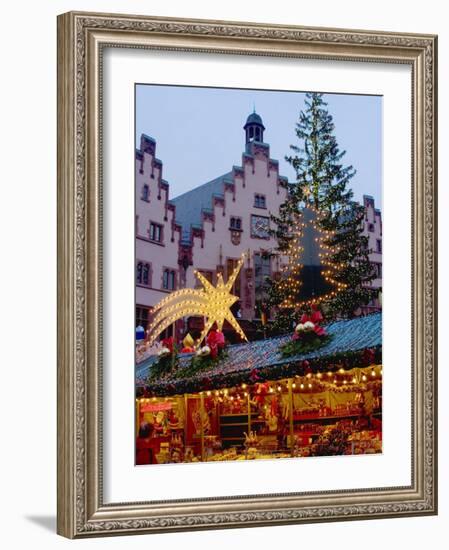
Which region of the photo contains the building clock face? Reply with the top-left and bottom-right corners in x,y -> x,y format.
251,215 -> 270,239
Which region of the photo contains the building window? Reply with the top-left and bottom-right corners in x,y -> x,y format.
376,239 -> 382,253
254,253 -> 271,315
162,268 -> 176,290
251,215 -> 270,239
136,261 -> 151,287
229,216 -> 242,230
367,223 -> 375,233
254,194 -> 266,209
136,306 -> 150,329
149,222 -> 163,243
142,264 -> 150,286
373,263 -> 382,278
141,184 -> 150,201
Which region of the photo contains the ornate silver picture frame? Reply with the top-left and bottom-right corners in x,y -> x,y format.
57,11 -> 437,538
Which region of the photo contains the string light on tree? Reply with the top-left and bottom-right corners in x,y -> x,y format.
270,204 -> 348,311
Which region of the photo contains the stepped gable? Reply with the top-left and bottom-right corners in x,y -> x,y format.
170,143 -> 288,245
135,133 -> 183,243
170,172 -> 232,244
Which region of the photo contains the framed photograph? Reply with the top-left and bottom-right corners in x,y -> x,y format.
57,11 -> 437,538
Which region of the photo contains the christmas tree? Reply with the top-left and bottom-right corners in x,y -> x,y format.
268,92 -> 376,325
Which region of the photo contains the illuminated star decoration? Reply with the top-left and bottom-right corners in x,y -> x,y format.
147,253 -> 248,348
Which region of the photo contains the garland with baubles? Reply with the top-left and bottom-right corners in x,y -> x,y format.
147,329 -> 229,382
139,344 -> 381,397
172,329 -> 228,379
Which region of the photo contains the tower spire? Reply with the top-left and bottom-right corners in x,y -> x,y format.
243,110 -> 265,150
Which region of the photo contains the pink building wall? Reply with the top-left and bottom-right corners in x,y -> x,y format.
181,140 -> 289,321
361,195 -> 382,312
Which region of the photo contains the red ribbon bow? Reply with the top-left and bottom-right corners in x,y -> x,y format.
299,307 -> 326,336
162,336 -> 174,352
206,329 -> 225,359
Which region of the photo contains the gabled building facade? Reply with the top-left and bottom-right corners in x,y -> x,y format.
171,112 -> 289,324
135,112 -> 382,338
135,112 -> 290,337
135,134 -> 183,330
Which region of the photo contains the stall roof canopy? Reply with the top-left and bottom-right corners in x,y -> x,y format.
136,313 -> 382,396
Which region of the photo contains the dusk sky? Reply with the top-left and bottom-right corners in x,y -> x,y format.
135,84 -> 382,208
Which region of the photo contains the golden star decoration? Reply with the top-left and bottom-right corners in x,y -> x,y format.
147,254 -> 248,347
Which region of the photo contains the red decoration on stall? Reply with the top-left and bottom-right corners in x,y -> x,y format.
300,305 -> 323,324
206,328 -> 225,360
254,382 -> 269,406
140,401 -> 172,413
201,376 -> 213,389
249,368 -> 260,383
362,348 -> 375,366
299,307 -> 326,336
162,336 -> 175,352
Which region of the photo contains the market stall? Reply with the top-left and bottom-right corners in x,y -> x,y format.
135,313 -> 382,465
